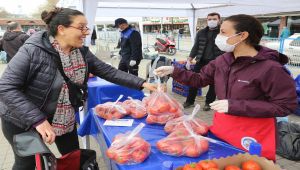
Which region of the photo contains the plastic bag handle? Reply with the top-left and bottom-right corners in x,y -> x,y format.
127,123 -> 145,140
187,104 -> 200,120
114,94 -> 124,104
115,123 -> 145,148
154,75 -> 163,91
107,94 -> 124,114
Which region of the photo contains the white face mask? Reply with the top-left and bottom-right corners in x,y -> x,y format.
215,33 -> 241,52
207,20 -> 218,28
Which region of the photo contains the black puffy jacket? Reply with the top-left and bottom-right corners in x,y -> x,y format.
189,26 -> 223,62
0,31 -> 145,129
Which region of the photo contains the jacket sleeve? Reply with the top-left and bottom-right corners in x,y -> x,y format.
20,34 -> 30,43
129,31 -> 142,61
189,31 -> 200,58
228,66 -> 298,118
0,39 -> 3,51
0,46 -> 46,128
172,59 -> 216,88
86,50 -> 145,90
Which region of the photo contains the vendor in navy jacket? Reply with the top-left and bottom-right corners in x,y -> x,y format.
115,18 -> 143,76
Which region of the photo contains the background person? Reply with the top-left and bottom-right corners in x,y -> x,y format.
0,22 -> 29,63
183,12 -> 224,110
115,18 -> 143,76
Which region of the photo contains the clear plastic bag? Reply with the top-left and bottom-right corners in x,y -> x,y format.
94,95 -> 128,120
157,122 -> 209,157
106,123 -> 151,165
122,97 -> 147,118
164,104 -> 209,135
144,78 -> 183,124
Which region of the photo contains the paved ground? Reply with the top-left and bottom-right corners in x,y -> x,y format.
1,48 -> 300,169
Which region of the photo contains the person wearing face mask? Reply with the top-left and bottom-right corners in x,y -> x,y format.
0,8 -> 156,170
154,14 -> 297,160
183,12 -> 224,110
114,18 -> 143,76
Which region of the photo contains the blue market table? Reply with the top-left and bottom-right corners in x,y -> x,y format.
78,109 -> 244,170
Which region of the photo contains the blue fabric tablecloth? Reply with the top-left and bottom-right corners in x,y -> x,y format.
78,110 -> 244,170
87,77 -> 145,110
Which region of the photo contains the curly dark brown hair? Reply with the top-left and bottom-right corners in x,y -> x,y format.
41,7 -> 84,36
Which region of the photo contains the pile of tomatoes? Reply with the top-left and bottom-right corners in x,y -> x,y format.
156,129 -> 209,157
106,135 -> 151,165
180,160 -> 262,170
143,92 -> 183,124
122,99 -> 147,118
164,117 -> 209,135
94,102 -> 128,120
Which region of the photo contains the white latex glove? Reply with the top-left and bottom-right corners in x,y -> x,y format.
209,100 -> 229,113
185,60 -> 191,70
129,60 -> 136,66
153,66 -> 174,77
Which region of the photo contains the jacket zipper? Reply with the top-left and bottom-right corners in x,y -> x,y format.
225,67 -> 231,98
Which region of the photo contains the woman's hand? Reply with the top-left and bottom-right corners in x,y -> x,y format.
209,100 -> 229,113
142,82 -> 157,91
35,120 -> 56,144
153,66 -> 174,77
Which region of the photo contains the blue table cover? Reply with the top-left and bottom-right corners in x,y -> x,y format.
78,110 -> 244,170
87,77 -> 145,110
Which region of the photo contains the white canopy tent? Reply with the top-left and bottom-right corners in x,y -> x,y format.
57,0 -> 300,45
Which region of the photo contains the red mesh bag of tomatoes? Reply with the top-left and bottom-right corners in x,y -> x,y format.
94,95 -> 128,120
106,123 -> 151,165
122,97 -> 147,118
157,122 -> 209,157
164,104 -> 209,135
143,86 -> 183,124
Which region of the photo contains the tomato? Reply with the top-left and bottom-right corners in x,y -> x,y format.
225,165 -> 241,170
148,107 -> 159,115
105,113 -> 113,120
157,115 -> 171,124
199,139 -> 209,152
132,150 -> 148,163
197,160 -> 218,170
164,125 -> 174,133
169,106 -> 178,113
131,110 -> 146,118
115,154 -> 130,164
166,143 -> 183,156
183,163 -> 203,170
106,148 -> 116,159
207,168 -> 219,170
185,145 -> 201,157
241,160 -> 262,170
156,140 -> 169,151
146,115 -> 157,124
130,138 -> 148,151
158,102 -> 170,113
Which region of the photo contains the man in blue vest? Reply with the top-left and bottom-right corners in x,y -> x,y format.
114,18 -> 143,76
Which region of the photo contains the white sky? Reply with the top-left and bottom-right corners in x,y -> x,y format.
0,0 -> 46,15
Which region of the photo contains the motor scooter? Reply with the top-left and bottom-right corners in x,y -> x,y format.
154,35 -> 176,55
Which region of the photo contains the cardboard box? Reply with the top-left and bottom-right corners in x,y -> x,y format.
176,153 -> 281,170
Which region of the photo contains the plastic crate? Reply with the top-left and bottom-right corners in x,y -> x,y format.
172,60 -> 195,70
172,80 -> 201,97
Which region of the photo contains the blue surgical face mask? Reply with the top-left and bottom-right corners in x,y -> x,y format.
215,33 -> 242,52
